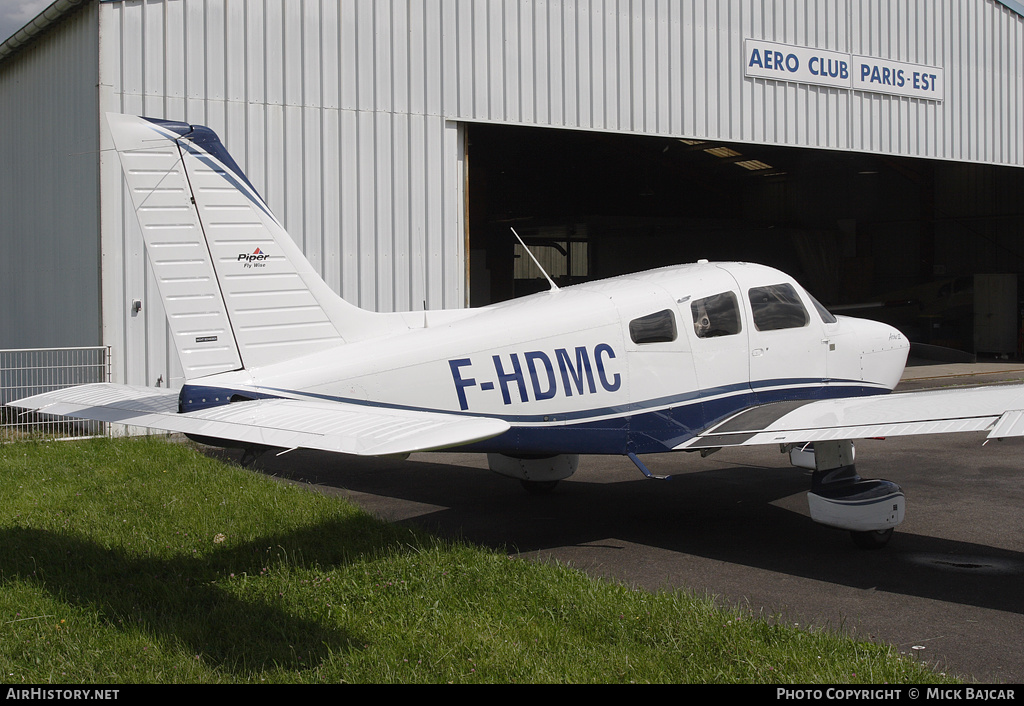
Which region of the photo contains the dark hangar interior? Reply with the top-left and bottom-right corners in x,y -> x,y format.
467,123 -> 1024,358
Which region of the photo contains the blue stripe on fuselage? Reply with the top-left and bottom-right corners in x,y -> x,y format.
177,384 -> 283,412
183,379 -> 889,455
459,381 -> 887,455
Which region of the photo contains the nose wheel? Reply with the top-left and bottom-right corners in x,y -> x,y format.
850,528 -> 895,550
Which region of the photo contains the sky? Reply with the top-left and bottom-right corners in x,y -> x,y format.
0,0 -> 54,45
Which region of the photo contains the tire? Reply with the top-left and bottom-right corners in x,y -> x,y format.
850,528 -> 894,550
520,479 -> 560,495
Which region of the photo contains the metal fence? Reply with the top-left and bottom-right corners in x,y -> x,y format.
0,346 -> 111,442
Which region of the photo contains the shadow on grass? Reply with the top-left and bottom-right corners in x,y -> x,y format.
0,515 -> 415,677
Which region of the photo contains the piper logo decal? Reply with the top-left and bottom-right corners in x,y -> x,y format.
237,248 -> 269,268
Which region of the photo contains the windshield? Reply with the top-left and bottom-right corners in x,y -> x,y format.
806,290 -> 838,324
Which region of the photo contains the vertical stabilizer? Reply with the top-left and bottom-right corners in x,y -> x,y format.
107,114 -> 388,378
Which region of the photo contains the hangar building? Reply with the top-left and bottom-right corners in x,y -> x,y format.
1,0 -> 1023,391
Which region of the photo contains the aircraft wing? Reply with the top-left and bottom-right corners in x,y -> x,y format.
8,383 -> 510,456
677,384 -> 1024,450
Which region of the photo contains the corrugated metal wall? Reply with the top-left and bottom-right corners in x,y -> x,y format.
224,0 -> 1013,167
0,2 -> 100,350
847,0 -> 1023,165
98,0 -> 469,387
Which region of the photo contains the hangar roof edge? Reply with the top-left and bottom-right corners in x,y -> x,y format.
0,0 -> 87,64
998,0 -> 1024,17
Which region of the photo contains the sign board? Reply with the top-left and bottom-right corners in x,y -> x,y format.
745,39 -> 944,101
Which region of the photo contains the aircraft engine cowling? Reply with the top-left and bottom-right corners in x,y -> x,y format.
487,453 -> 579,483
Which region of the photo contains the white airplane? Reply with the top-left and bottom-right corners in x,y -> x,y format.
11,114 -> 1024,549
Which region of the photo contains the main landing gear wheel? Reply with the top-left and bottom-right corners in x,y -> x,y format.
850,528 -> 894,550
520,479 -> 560,494
487,454 -> 579,492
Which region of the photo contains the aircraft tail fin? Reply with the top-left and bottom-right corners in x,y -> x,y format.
107,113 -> 387,379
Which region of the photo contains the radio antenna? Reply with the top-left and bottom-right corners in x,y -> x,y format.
511,227 -> 559,292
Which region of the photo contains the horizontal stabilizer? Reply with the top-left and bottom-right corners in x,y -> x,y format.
678,384 -> 1024,449
9,384 -> 510,457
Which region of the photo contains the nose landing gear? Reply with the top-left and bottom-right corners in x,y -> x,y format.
792,440 -> 905,549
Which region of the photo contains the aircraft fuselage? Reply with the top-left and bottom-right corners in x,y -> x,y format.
180,261 -> 909,457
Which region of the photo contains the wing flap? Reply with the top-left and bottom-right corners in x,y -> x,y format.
987,409 -> 1024,440
9,383 -> 509,456
677,384 -> 1024,449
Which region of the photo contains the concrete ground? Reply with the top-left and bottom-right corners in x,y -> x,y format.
217,358 -> 1024,683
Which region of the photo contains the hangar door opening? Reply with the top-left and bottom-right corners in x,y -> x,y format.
466,123 -> 1024,358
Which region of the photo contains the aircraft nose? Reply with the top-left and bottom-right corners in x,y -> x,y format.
861,320 -> 910,390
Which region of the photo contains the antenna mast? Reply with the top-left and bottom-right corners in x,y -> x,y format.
511,227 -> 559,292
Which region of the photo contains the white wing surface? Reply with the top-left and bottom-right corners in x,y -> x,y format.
9,384 -> 509,457
677,384 -> 1024,450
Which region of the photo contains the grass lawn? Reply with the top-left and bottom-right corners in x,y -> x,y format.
0,436 -> 956,684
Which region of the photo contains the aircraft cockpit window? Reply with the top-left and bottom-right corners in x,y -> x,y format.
748,283 -> 810,331
690,292 -> 742,338
629,309 -> 678,344
807,291 -> 838,324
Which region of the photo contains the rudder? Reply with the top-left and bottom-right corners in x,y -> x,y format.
107,113 -> 387,378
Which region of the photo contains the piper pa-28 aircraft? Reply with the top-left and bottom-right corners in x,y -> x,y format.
12,114 -> 1024,549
